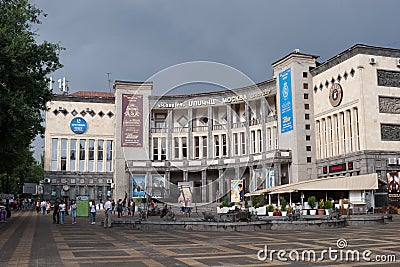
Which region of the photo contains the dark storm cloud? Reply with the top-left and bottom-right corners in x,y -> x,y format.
32,0 -> 400,94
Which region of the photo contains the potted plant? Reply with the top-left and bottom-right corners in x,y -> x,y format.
244,199 -> 249,209
308,196 -> 317,215
281,198 -> 287,216
324,199 -> 333,215
267,204 -> 274,216
318,199 -> 325,215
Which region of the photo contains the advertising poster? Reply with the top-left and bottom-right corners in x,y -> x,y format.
152,174 -> 165,199
387,172 -> 400,204
251,169 -> 265,192
231,179 -> 244,203
178,181 -> 193,207
76,196 -> 89,217
122,94 -> 143,147
279,68 -> 294,133
132,175 -> 146,198
266,167 -> 275,189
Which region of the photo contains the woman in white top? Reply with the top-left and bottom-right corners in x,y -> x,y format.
89,200 -> 96,225
59,200 -> 66,224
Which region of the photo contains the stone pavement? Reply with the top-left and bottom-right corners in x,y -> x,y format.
0,209 -> 399,266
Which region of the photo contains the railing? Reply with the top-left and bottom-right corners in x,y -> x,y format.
212,124 -> 226,131
232,122 -> 246,128
192,126 -> 209,132
151,128 -> 168,133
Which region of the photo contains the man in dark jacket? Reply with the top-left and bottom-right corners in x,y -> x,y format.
53,198 -> 60,224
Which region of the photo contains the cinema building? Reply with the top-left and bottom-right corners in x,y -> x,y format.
43,44 -> 400,207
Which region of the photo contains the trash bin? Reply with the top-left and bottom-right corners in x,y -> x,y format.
0,206 -> 6,222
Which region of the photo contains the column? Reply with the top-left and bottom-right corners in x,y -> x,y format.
218,168 -> 224,196
167,109 -> 173,160
226,104 -> 232,157
165,171 -> 170,199
188,108 -> 193,160
201,170 -> 207,202
208,106 -> 213,160
245,102 -> 250,155
261,99 -> 267,154
183,170 -> 188,182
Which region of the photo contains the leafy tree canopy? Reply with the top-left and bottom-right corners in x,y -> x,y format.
0,0 -> 63,174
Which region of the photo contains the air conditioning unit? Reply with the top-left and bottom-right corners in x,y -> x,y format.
106,179 -> 113,184
44,178 -> 51,183
85,108 -> 92,112
397,58 -> 400,67
111,183 -> 115,189
58,106 -> 64,111
388,158 -> 397,165
369,57 -> 377,65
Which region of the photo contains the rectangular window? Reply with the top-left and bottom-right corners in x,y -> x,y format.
194,136 -> 200,159
222,134 -> 227,157
303,72 -> 308,78
161,137 -> 166,160
174,137 -> 179,159
306,146 -> 311,151
306,135 -> 311,141
79,140 -> 85,171
305,103 -> 309,110
97,140 -> 104,171
304,93 -> 309,99
348,110 -> 353,152
305,114 -> 310,120
182,137 -> 187,158
305,124 -> 310,130
240,132 -> 246,155
61,139 -> 67,171
258,130 -> 262,153
307,157 -> 312,163
70,139 -> 76,171
88,139 -> 95,172
303,83 -> 308,89
233,133 -> 238,156
153,138 -> 159,160
273,126 -> 278,149
214,135 -> 220,157
51,138 -> 58,171
251,130 -> 256,154
202,136 -> 207,158
106,140 -> 112,171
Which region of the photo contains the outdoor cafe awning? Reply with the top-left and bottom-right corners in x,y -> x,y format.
245,173 -> 378,196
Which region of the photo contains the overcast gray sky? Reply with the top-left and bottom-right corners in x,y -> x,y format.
32,0 -> 400,95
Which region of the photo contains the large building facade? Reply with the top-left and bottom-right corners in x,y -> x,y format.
44,44 -> 400,206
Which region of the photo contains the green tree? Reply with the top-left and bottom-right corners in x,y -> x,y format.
0,0 -> 63,177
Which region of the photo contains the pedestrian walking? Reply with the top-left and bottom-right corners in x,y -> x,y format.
89,200 -> 96,225
70,199 -> 77,224
46,201 -> 51,214
40,199 -> 46,215
104,198 -> 112,228
59,200 -> 66,225
53,198 -> 60,224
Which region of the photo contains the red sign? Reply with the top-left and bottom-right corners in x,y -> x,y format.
122,94 -> 143,147
329,163 -> 346,173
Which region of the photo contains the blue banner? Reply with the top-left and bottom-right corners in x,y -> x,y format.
279,68 -> 293,133
132,175 -> 146,198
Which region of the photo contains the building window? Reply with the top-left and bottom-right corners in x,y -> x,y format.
88,139 -> 95,172
70,139 -> 76,171
233,133 -> 238,155
307,157 -> 312,163
306,146 -> 311,151
305,124 -> 310,130
106,140 -> 112,171
303,72 -> 308,78
251,130 -> 256,154
273,126 -> 278,149
305,103 -> 309,110
182,137 -> 187,158
60,139 -> 67,171
240,132 -> 246,155
214,135 -> 220,158
305,114 -> 310,120
306,135 -> 311,141
174,137 -> 179,159
161,137 -> 166,160
222,134 -> 227,157
97,140 -> 103,172
51,138 -> 58,171
257,129 -> 262,153
304,93 -> 309,100
79,140 -> 85,171
202,136 -> 207,158
194,136 -> 200,159
303,83 -> 308,89
154,113 -> 167,129
153,138 -> 159,160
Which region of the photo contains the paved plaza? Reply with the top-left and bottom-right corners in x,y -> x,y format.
0,209 -> 399,266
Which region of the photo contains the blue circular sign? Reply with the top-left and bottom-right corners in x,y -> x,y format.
70,117 -> 87,134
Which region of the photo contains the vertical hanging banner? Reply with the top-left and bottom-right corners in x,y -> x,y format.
279,68 -> 294,133
122,94 -> 143,147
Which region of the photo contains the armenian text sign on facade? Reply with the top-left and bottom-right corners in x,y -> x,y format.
279,68 -> 294,133
122,94 -> 143,147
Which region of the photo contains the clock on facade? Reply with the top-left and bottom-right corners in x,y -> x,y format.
329,83 -> 343,107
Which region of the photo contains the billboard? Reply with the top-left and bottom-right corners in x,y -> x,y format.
279,68 -> 294,133
132,175 -> 146,198
231,179 -> 244,203
251,169 -> 265,192
387,172 -> 400,204
266,167 -> 275,189
122,94 -> 143,147
152,174 -> 166,198
178,181 -> 193,207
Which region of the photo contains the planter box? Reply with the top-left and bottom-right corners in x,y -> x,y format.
302,210 -> 308,215
281,211 -> 287,216
325,209 -> 330,215
268,212 -> 274,216
309,210 -> 317,215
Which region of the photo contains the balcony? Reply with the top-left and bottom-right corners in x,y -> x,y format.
192,125 -> 208,132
